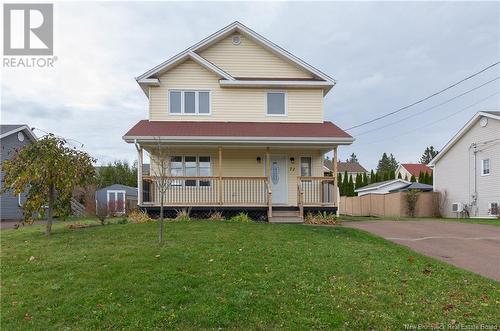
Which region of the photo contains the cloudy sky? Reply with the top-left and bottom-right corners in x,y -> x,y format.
2,1 -> 499,170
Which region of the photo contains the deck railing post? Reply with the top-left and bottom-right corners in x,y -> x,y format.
218,147 -> 223,205
135,144 -> 143,206
332,146 -> 339,214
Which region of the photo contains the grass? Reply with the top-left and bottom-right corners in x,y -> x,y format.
340,215 -> 500,226
1,219 -> 499,330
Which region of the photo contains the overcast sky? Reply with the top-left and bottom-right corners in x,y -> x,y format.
2,1 -> 499,170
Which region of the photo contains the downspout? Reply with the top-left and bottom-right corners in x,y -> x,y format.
470,142 -> 478,217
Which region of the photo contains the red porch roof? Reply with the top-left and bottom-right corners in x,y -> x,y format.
124,120 -> 352,140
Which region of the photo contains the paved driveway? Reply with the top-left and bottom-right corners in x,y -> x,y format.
343,221 -> 500,281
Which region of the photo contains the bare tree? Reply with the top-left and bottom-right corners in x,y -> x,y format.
150,138 -> 173,244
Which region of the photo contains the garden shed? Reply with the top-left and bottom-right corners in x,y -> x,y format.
95,184 -> 138,215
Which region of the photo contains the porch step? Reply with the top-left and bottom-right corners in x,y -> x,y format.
269,216 -> 304,224
269,210 -> 303,223
272,210 -> 301,217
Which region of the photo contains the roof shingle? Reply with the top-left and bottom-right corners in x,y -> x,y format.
401,163 -> 432,177
124,120 -> 352,139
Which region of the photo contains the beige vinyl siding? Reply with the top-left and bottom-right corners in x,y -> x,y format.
149,59 -> 323,122
434,117 -> 500,217
198,33 -> 313,79
148,147 -> 324,206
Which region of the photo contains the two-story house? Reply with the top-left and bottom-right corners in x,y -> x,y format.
123,22 -> 353,221
429,111 -> 499,218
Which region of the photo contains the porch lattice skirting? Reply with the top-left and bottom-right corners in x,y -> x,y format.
141,176 -> 337,220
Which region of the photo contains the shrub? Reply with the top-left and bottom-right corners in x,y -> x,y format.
174,208 -> 191,222
116,218 -> 128,224
405,189 -> 420,217
229,212 -> 252,223
304,211 -> 339,225
128,210 -> 152,224
208,211 -> 225,221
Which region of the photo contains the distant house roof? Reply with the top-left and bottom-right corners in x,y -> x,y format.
0,124 -> 37,142
429,111 -> 500,166
355,179 -> 410,193
323,159 -> 368,173
123,121 -> 353,144
389,182 -> 433,192
400,163 -> 432,177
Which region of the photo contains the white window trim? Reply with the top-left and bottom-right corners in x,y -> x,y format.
168,89 -> 212,116
489,202 -> 498,216
169,155 -> 213,188
106,190 -> 127,215
265,91 -> 288,117
481,158 -> 490,176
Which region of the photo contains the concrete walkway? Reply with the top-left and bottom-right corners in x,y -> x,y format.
343,221 -> 500,281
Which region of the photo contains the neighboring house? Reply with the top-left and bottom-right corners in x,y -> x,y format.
429,111 -> 500,218
95,184 -> 138,215
355,179 -> 411,196
396,163 -> 432,182
123,22 -> 353,221
0,125 -> 37,221
324,159 -> 369,180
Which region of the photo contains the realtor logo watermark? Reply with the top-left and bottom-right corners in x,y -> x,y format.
3,3 -> 56,68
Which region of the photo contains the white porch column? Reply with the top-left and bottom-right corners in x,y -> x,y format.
137,146 -> 143,206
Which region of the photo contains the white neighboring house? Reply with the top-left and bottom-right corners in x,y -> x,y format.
355,179 -> 411,196
429,111 -> 500,218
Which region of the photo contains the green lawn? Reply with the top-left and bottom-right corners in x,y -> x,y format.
1,219 -> 499,330
340,215 -> 500,226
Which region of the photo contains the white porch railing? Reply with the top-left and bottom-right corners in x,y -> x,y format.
297,177 -> 337,216
143,176 -> 270,208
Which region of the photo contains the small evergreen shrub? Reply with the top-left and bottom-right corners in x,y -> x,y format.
116,218 -> 128,224
229,212 -> 252,223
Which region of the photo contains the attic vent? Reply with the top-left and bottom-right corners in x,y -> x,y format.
232,35 -> 241,45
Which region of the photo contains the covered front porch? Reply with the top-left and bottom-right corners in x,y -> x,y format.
123,120 -> 353,221
136,145 -> 340,221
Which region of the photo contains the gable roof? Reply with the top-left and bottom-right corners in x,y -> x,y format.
323,160 -> 368,173
0,124 -> 37,142
136,21 -> 335,93
399,163 -> 432,177
355,179 -> 410,193
429,111 -> 500,166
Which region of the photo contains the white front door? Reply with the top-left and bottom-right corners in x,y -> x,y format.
270,155 -> 287,204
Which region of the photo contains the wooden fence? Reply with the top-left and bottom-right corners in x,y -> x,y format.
339,192 -> 439,218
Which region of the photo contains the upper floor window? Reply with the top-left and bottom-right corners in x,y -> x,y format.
266,92 -> 286,116
169,90 -> 211,115
482,158 -> 490,176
